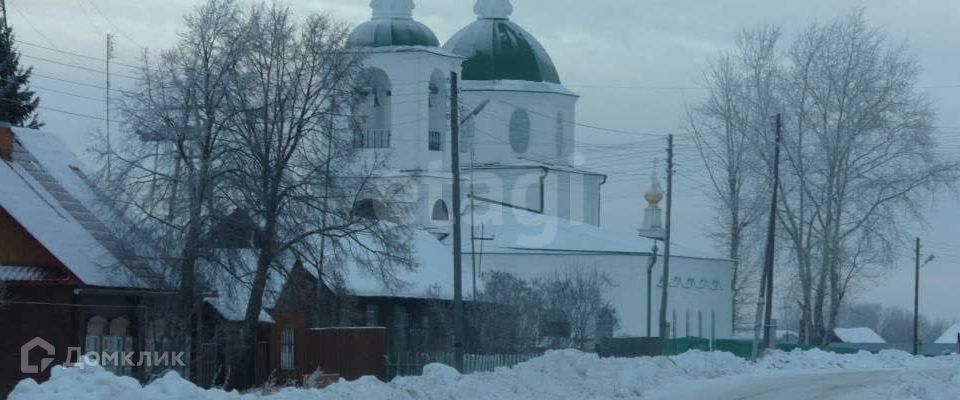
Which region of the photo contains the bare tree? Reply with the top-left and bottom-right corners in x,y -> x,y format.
109,0 -> 249,378
783,10 -> 958,343
536,268 -> 619,351
686,26 -> 780,333
469,271 -> 545,353
219,4 -> 414,386
695,10 -> 959,345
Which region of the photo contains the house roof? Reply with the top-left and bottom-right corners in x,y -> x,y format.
0,128 -> 156,289
201,249 -> 281,323
935,323 -> 960,344
334,228 -> 475,301
833,327 -> 886,344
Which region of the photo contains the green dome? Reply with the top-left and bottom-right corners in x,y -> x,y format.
347,0 -> 439,49
348,18 -> 439,48
443,1 -> 561,84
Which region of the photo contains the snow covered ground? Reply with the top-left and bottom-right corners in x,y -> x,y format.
9,349 -> 960,400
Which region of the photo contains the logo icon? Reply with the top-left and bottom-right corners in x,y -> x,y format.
21,337 -> 55,374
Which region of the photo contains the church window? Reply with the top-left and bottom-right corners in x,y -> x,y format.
509,109 -> 531,154
432,199 -> 449,221
555,112 -> 565,157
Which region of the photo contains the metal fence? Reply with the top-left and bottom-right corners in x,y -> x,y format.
660,337 -> 860,358
385,352 -> 541,380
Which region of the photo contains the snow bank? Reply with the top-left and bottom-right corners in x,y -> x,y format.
10,349 -> 960,400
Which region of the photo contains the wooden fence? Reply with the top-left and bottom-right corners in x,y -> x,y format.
385,352 -> 540,380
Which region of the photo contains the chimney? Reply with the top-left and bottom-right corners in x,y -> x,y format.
0,122 -> 13,162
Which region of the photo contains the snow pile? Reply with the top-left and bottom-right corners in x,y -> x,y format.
10,349 -> 960,400
754,348 -> 932,371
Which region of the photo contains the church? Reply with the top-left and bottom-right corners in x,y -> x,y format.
340,0 -> 735,341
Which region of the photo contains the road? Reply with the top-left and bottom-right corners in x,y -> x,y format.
643,368 -> 954,400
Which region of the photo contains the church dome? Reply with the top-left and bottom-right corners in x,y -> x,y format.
443,0 -> 561,84
347,0 -> 440,48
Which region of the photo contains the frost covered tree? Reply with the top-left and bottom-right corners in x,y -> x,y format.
692,10 -> 959,345
220,3 -> 412,386
536,269 -> 619,351
686,26 -> 780,333
0,25 -> 41,128
109,0 -> 413,386
109,0 -> 249,378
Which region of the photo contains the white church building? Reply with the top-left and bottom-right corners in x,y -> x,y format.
341,0 -> 735,340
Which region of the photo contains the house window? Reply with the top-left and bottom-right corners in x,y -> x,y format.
365,304 -> 379,327
509,109 -> 531,154
393,306 -> 408,353
280,328 -> 295,370
84,316 -> 107,355
432,199 -> 449,221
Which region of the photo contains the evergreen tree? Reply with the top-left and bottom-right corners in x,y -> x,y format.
0,25 -> 41,128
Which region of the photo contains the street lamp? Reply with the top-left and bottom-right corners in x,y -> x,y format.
913,237 -> 935,356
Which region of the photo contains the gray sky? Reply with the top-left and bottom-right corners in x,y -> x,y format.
11,0 -> 960,322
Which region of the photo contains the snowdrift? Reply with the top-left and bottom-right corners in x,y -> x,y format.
10,349 -> 960,400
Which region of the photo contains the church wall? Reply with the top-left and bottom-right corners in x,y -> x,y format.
354,50 -> 463,172
475,253 -> 734,339
461,87 -> 577,166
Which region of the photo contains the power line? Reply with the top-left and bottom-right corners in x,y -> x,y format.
82,0 -> 144,49
486,97 -> 679,138
9,5 -> 101,80
21,53 -> 140,79
17,39 -> 140,69
32,84 -> 106,102
32,72 -> 128,93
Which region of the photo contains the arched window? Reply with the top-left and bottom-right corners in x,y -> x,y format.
352,68 -> 392,149
431,199 -> 449,221
555,113 -> 565,158
351,198 -> 398,223
509,109 -> 531,154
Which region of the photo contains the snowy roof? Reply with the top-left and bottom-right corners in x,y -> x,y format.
201,249 -> 280,323
460,202 -> 728,261
0,131 -> 146,288
935,323 -> 960,344
833,327 -> 886,344
335,229 -> 475,300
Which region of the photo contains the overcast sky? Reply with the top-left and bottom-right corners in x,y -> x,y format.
11,0 -> 960,322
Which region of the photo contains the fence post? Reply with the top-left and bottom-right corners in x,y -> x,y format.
710,310 -> 716,352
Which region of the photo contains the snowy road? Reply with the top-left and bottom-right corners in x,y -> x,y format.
645,368 -> 954,400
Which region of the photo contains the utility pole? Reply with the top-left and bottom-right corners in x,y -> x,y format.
658,134 -> 674,340
914,237 -> 921,356
461,99 -> 490,301
449,72 -> 464,372
1,0 -> 7,30
755,114 -> 782,354
105,34 -> 116,179
763,114 -> 782,349
647,241 -> 658,337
